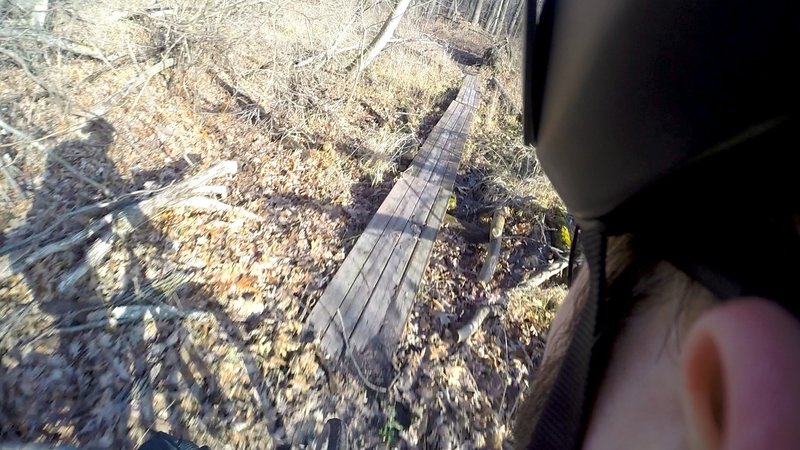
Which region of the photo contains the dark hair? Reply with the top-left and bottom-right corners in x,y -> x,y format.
512,234 -> 717,449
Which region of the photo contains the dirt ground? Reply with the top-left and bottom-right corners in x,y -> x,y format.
1,3 -> 566,448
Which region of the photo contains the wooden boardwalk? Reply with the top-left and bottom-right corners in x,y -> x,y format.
306,74 -> 480,363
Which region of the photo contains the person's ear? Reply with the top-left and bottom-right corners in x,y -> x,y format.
682,298 -> 800,450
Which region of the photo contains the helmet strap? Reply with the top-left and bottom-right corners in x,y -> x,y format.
527,228 -> 607,449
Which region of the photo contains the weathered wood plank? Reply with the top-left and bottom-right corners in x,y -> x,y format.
463,76 -> 479,109
317,103 -> 464,357
377,128 -> 472,351
306,117 -> 446,342
455,76 -> 466,104
348,105 -> 473,354
455,74 -> 476,105
307,73 -> 480,360
318,141 -> 446,355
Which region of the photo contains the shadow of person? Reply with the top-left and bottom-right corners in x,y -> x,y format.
0,119 -> 214,447
15,118 -> 121,304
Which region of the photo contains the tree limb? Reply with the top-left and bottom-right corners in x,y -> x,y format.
478,207 -> 507,282
56,163 -> 241,292
456,304 -> 501,343
519,260 -> 569,290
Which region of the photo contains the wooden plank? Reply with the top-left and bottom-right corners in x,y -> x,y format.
317,105 -> 463,357
377,121 -> 473,352
307,73 -> 480,359
306,115 -> 447,343
373,101 -> 476,349
458,74 -> 477,104
456,75 -> 470,104
319,104 -> 464,349
347,104 -> 472,354
308,89 -> 468,350
455,75 -> 467,104
463,83 -> 475,109
464,76 -> 479,109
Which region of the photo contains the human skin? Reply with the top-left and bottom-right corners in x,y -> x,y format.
540,267 -> 800,450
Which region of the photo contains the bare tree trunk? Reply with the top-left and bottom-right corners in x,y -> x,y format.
492,0 -> 509,35
485,0 -> 501,30
508,0 -> 523,35
13,0 -> 50,29
350,0 -> 414,74
30,0 -> 49,29
489,0 -> 506,34
449,0 -> 461,20
470,0 -> 485,24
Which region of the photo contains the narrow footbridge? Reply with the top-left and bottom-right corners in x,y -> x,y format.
306,74 -> 480,362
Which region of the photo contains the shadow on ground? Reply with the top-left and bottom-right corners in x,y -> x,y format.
0,120 -> 281,448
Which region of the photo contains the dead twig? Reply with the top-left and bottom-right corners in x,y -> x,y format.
335,309 -> 391,394
46,304 -> 209,336
0,27 -> 112,60
0,47 -> 56,95
86,58 -> 176,118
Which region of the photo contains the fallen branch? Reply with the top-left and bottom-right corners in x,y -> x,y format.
0,194 -> 142,254
36,271 -> 197,334
23,213 -> 116,267
0,161 -> 239,282
209,69 -> 272,123
48,304 -> 209,335
173,196 -> 264,222
519,260 -> 569,290
190,185 -> 228,197
477,207 -> 507,283
57,163 -> 242,291
456,305 -> 500,343
0,28 -> 112,60
58,195 -> 261,291
57,229 -> 115,292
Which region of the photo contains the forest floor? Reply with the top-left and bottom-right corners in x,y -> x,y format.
0,2 -> 568,448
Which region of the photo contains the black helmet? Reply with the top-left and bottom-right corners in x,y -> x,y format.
521,0 -> 799,448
